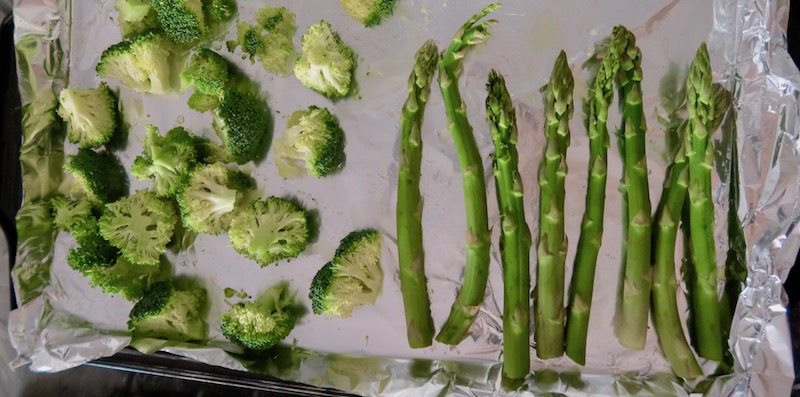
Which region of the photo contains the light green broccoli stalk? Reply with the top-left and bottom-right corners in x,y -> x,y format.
64,148 -> 129,204
57,83 -> 119,149
294,20 -> 356,98
176,162 -> 253,234
273,106 -> 346,179
220,281 -> 300,350
228,197 -> 310,266
128,280 -> 207,342
340,0 -> 397,27
131,125 -> 198,197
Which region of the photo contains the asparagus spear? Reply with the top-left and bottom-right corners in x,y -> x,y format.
565,42 -> 620,365
486,70 -> 532,378
435,3 -> 500,345
614,26 -> 653,350
686,43 -> 724,361
397,40 -> 439,348
535,51 -> 573,359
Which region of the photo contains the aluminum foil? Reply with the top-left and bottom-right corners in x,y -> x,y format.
6,0 -> 799,395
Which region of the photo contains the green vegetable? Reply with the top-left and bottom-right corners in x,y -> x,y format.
340,0 -> 397,27
64,148 -> 129,204
221,281 -> 299,350
187,92 -> 220,112
151,0 -> 207,44
50,195 -> 95,233
434,3 -> 499,346
115,0 -> 159,38
99,190 -> 178,266
57,83 -> 119,149
294,20 -> 356,98
212,88 -> 271,164
310,229 -> 383,318
176,163 -> 253,235
96,31 -> 182,95
89,256 -> 172,301
228,197 -> 310,266
131,125 -> 197,197
228,6 -> 296,75
486,69 -> 532,378
273,106 -> 346,178
180,48 -> 230,97
535,51 -> 573,359
205,0 -> 236,22
67,227 -> 120,274
396,40 -> 438,349
128,280 -> 207,342
614,26 -> 652,351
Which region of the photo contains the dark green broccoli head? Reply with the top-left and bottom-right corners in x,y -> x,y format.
89,256 -> 171,301
176,163 -> 251,235
131,125 -> 197,197
341,0 -> 397,27
115,0 -> 159,38
97,31 -> 179,95
50,195 -> 95,232
309,229 -> 382,318
294,20 -> 356,98
128,280 -> 207,342
274,106 -> 345,178
213,89 -> 270,164
228,197 -> 309,267
57,83 -> 119,149
220,282 -> 297,350
67,228 -> 120,275
205,0 -> 236,22
151,0 -> 207,43
64,148 -> 129,204
99,190 -> 177,266
180,48 -> 230,96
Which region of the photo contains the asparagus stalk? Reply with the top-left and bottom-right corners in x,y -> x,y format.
614,26 -> 653,350
435,3 -> 500,345
535,51 -> 573,359
397,40 -> 439,349
686,43 -> 724,361
565,43 -> 620,365
486,70 -> 532,378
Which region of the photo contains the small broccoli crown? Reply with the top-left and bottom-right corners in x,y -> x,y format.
57,83 -> 119,149
294,20 -> 356,98
181,49 -> 229,96
116,0 -> 159,38
89,256 -> 171,301
65,148 -> 129,204
67,229 -> 120,275
99,190 -> 177,266
220,282 -> 297,350
97,31 -> 179,95
131,125 -> 197,197
309,229 -> 383,318
341,0 -> 397,27
206,0 -> 236,22
151,0 -> 206,43
228,6 -> 295,75
235,22 -> 266,62
50,195 -> 95,232
187,91 -> 220,112
213,89 -> 270,164
228,197 -> 309,267
177,163 -> 248,234
274,106 -> 345,179
128,280 -> 207,342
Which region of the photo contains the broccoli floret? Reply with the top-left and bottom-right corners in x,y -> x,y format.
57,83 -> 119,149
128,281 -> 207,342
234,22 -> 266,63
67,228 -> 120,275
131,125 -> 198,197
213,89 -> 270,164
115,0 -> 159,38
228,197 -> 309,267
150,0 -> 206,43
205,0 -> 236,22
310,229 -> 383,318
50,195 -> 95,232
64,148 -> 129,204
227,6 -> 295,75
99,190 -> 177,266
274,106 -> 345,178
294,21 -> 356,98
193,136 -> 234,163
220,281 -> 298,350
96,31 -> 181,95
340,0 -> 397,27
89,255 -> 172,301
180,48 -> 229,96
187,92 -> 220,112
176,163 -> 252,234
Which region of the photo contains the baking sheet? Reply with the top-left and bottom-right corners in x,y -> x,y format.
7,0 -> 800,395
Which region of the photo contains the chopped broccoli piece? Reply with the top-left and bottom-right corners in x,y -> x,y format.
115,0 -> 159,38
228,6 -> 295,75
205,0 -> 236,22
235,22 -> 267,62
180,48 -> 229,96
193,136 -> 234,164
50,195 -> 95,232
213,89 -> 270,164
187,92 -> 220,112
176,163 -> 252,235
99,190 -> 177,266
89,255 -> 172,301
294,21 -> 356,98
96,31 -> 181,95
128,280 -> 207,342
274,106 -> 345,178
220,281 -> 298,350
131,125 -> 197,197
151,0 -> 207,43
64,148 -> 129,204
340,0 -> 397,27
228,197 -> 309,267
57,83 -> 119,149
67,227 -> 120,275
310,229 -> 383,318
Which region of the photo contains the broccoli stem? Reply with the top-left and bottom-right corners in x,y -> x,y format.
434,3 -> 500,345
535,51 -> 573,359
396,40 -> 438,349
614,26 -> 653,350
486,70 -> 532,378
